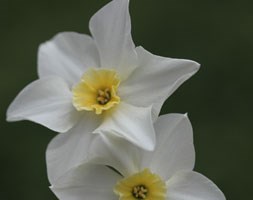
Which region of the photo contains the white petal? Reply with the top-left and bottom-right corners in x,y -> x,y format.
88,133 -> 142,177
51,164 -> 120,200
141,114 -> 195,180
166,171 -> 226,200
38,32 -> 100,86
120,46 -> 200,120
46,113 -> 102,184
7,76 -> 80,132
89,0 -> 137,79
94,102 -> 156,151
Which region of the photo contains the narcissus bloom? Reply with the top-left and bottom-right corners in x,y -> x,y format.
50,114 -> 226,200
7,0 -> 199,150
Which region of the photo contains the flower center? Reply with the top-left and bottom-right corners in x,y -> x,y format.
114,168 -> 167,200
72,68 -> 120,114
97,88 -> 111,105
132,185 -> 148,199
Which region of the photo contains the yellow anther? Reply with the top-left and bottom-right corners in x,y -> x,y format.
97,88 -> 111,105
132,185 -> 148,199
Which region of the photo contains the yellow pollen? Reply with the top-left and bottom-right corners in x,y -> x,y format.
72,68 -> 120,114
114,169 -> 167,200
132,185 -> 148,199
97,88 -> 111,105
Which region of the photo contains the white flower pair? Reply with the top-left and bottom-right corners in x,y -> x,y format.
7,0 -> 226,199
51,114 -> 225,200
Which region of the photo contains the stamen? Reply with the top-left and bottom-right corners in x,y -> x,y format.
132,185 -> 148,199
97,88 -> 111,105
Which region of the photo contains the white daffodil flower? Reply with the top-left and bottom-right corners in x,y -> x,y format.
49,114 -> 226,200
7,0 -> 199,150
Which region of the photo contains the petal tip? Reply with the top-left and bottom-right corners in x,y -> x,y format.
144,143 -> 155,151
6,115 -> 13,122
6,106 -> 19,122
139,134 -> 156,151
193,61 -> 201,71
183,112 -> 189,118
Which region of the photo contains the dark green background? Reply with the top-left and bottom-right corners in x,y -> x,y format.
1,0 -> 252,199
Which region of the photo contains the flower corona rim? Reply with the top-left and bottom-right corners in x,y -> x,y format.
114,168 -> 167,200
72,68 -> 121,114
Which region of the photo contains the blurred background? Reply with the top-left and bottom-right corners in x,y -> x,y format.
1,0 -> 252,199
